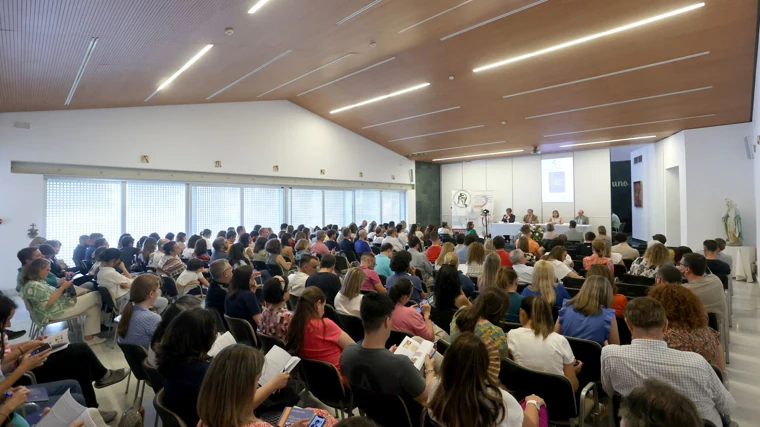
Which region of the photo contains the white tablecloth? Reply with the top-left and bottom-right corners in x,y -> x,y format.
489,223 -> 592,237
722,245 -> 756,283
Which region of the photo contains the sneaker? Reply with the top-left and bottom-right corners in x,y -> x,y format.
5,330 -> 26,341
85,337 -> 106,346
94,368 -> 129,389
99,410 -> 118,423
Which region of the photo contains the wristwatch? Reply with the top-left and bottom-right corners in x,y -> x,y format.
526,400 -> 542,411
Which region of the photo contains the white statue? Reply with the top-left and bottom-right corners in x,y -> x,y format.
722,198 -> 743,246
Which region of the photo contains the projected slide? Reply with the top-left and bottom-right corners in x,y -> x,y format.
541,157 -> 574,202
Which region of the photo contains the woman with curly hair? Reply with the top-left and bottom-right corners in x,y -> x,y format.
647,283 -> 724,372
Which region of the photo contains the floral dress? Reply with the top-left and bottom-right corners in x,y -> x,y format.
450,311 -> 508,384
665,326 -> 722,366
628,257 -> 659,278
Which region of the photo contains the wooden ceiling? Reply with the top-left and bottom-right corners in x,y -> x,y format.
1,0 -> 757,162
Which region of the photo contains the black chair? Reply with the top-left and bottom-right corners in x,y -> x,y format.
253,261 -> 268,271
435,339 -> 450,356
209,306 -> 227,332
378,275 -> 387,288
82,260 -> 94,272
336,312 -> 364,342
142,358 -> 165,394
224,315 -> 259,347
707,312 -> 719,332
161,276 -> 179,298
323,303 -> 339,324
258,332 -> 286,354
616,283 -> 649,298
499,321 -> 521,334
711,364 -> 724,383
562,276 -> 586,290
97,286 -> 119,347
154,389 -> 187,427
429,306 -> 457,335
386,329 -> 412,349
566,337 -> 603,393
335,255 -> 350,272
617,316 -> 632,345
117,343 -> 150,407
353,389 -> 419,427
620,274 -> 655,286
266,263 -> 284,277
622,258 -> 633,270
371,246 -> 380,255
343,251 -> 358,264
298,358 -> 354,418
613,264 -> 627,278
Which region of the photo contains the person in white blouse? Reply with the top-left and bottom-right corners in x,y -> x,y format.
382,228 -> 404,252
334,267 -> 365,317
546,210 -> 564,224
97,248 -> 168,313
437,222 -> 454,238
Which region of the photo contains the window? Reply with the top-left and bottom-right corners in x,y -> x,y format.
355,190 -> 381,224
290,189 -> 323,227
324,190 -> 353,226
45,179 -> 122,265
244,187 -> 283,230
192,186 -> 241,235
382,191 -> 403,223
126,182 -> 186,239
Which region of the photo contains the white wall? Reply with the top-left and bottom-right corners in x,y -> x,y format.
0,101 -> 416,289
441,148 -> 612,234
751,24 -> 760,250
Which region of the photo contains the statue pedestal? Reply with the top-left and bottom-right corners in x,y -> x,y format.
722,246 -> 757,283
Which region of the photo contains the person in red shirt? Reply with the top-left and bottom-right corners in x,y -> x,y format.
359,253 -> 386,293
493,236 -> 513,267
426,232 -> 442,263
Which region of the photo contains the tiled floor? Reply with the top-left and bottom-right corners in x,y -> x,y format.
7,279 -> 760,426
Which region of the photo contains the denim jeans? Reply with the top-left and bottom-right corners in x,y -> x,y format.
39,379 -> 86,407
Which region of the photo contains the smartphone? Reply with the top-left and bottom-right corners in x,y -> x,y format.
30,344 -> 51,356
308,416 -> 326,427
415,305 -> 422,313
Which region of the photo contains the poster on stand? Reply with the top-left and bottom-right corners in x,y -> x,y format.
451,190 -> 494,237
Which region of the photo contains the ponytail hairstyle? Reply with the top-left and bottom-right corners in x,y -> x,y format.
193,239 -> 208,258
0,296 -> 18,362
142,237 -> 157,263
521,295 -> 554,339
455,287 -> 509,333
530,260 -> 556,306
118,274 -> 160,338
286,287 -> 326,357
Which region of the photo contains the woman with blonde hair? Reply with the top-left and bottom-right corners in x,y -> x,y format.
629,242 -> 671,278
439,252 -> 475,297
435,242 -> 456,270
597,225 -> 612,244
521,260 -> 570,307
294,239 -> 311,263
29,236 -> 47,248
555,276 -> 619,346
334,267 -> 366,317
586,264 -> 628,316
484,238 -> 495,254
517,237 -> 536,264
466,242 -> 486,278
476,252 -> 501,292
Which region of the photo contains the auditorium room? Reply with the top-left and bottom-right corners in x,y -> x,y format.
1,0 -> 759,426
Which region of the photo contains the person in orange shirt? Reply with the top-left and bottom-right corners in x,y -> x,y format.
426,232 -> 442,263
519,225 -> 541,256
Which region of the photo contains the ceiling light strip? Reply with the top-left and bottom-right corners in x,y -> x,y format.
398,0 -> 473,34
411,140 -> 507,155
525,86 -> 712,120
206,50 -> 292,100
330,83 -> 430,114
248,0 -> 271,14
504,51 -> 710,99
145,44 -> 213,102
544,114 -> 716,137
441,0 -> 547,41
558,135 -> 657,148
65,37 -> 99,106
474,2 -> 705,72
337,0 -> 382,25
433,150 -> 524,162
362,106 -> 461,129
388,125 -> 484,142
258,53 -> 354,98
297,57 -> 396,97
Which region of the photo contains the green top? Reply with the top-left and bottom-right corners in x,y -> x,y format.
22,280 -> 73,325
465,229 -> 478,237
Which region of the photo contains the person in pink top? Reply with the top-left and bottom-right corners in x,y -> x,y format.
285,287 -> 354,375
582,240 -> 614,274
310,230 -> 332,256
389,278 -> 434,341
358,253 -> 387,293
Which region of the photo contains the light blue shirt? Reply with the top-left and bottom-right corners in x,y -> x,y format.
375,254 -> 392,277
118,304 -> 162,348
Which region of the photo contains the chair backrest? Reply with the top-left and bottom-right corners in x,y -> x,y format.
266,263 -> 284,277
499,321 -> 522,334
429,306 -> 457,335
386,329 -> 413,349
298,358 -> 350,410
336,312 -> 364,342
710,364 -> 724,383
499,358 -> 578,422
613,264 -> 627,278
707,312 -> 719,332
623,258 -> 633,270
621,274 -> 655,286
258,332 -> 286,354
343,251 -> 358,263
323,304 -> 339,324
617,316 -> 632,345
118,408 -> 145,427
142,358 -> 165,393
565,337 -> 602,388
117,343 -> 150,382
715,273 -> 729,290
435,339 -> 450,356
616,282 -> 650,298
154,389 -> 188,427
288,294 -> 300,311
371,246 -> 380,255
335,255 -> 350,272
98,286 -> 117,314
224,315 -> 259,347
353,389 -> 417,427
82,260 -> 94,271
561,276 -> 585,290
253,261 -> 268,271
209,307 -> 227,332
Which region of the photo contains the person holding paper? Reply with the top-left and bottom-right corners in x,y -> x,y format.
117,275 -> 162,348
97,248 -> 168,313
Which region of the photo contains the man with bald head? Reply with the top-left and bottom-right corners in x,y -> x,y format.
354,229 -> 371,254
575,210 -> 589,225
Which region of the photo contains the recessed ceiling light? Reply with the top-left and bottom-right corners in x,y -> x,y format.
337,0 -> 382,25
388,125 -> 484,142
329,83 -> 430,114
474,2 -> 705,72
558,135 -> 657,148
544,114 -> 716,137
258,53 -> 354,98
207,50 -> 292,100
433,150 -> 524,162
411,140 -> 506,155
65,37 -> 99,106
248,0 -> 271,14
298,57 -> 396,97
398,0 -> 473,34
441,0 -> 546,41
362,106 -> 460,129
145,44 -> 213,102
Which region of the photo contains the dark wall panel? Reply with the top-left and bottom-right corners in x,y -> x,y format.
611,160 -> 632,233
415,162 -> 441,227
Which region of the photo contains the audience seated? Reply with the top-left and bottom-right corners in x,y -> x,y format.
673,246 -> 693,266
177,258 -> 208,296
433,265 -> 471,311
477,253 -> 501,291
651,234 -> 676,261
519,225 -> 541,256
556,276 -> 619,346
516,237 -> 536,264
385,251 -> 426,303
85,235 -> 107,261
340,228 -> 357,253
117,275 -> 162,348
611,233 -> 639,260
305,254 -> 342,306
509,249 -> 534,285
596,226 -> 612,244
678,253 -> 728,325
426,232 -> 442,262
294,238 -> 311,263
280,233 -> 296,262
375,243 -> 394,277
489,236 -> 510,267
149,296 -> 202,366
582,240 -> 614,273
434,242 -> 455,271
288,254 -> 318,298
228,242 -> 251,269
703,240 -> 731,276
586,264 -> 627,316
210,237 -> 229,263
438,253 -> 474,297
250,237 -> 268,263
354,229 -> 372,255
575,232 -> 595,257
389,279 -> 438,341
258,276 -> 293,342
465,242 -> 486,278
521,259 -> 571,307
450,288 -> 510,384
429,332 -> 543,427
499,267 -> 524,323
453,234 -> 467,261
544,223 -> 558,240
356,253 -> 385,293
407,236 -> 433,283
286,287 -> 354,376
629,242 -> 671,278
206,259 -> 232,315
714,238 -> 734,272
340,292 -> 436,407
312,230 -> 332,255
647,275 -> 725,372
437,222 -> 454,238
16,247 -> 64,292
157,241 -> 186,279
325,229 -> 339,251
334,267 -> 365,317
73,234 -> 91,267
225,265 -> 263,328
182,235 -> 199,259
507,295 -> 580,392
545,246 -> 581,280
193,237 -> 211,262
265,239 -> 291,272
564,221 -> 583,241
619,379 -> 703,427
601,297 -> 734,427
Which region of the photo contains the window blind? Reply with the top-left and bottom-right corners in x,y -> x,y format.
192,186 -> 241,235
382,190 -> 404,223
126,182 -> 186,239
355,190 -> 381,224
244,187 -> 283,230
324,190 -> 353,226
290,189 -> 323,227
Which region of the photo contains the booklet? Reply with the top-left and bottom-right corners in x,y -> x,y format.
394,336 -> 434,370
34,389 -> 97,427
44,329 -> 70,354
259,345 -> 301,386
278,407 -> 315,427
207,331 -> 236,357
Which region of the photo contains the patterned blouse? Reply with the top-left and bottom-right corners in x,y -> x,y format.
22,280 -> 74,324
450,312 -> 509,384
466,262 -> 484,278
257,306 -> 293,342
158,255 -> 187,279
629,257 -> 660,278
582,255 -> 614,274
664,325 -> 722,366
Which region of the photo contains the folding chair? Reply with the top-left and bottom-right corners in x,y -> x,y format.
154,389 -> 188,427
336,312 -> 364,342
224,315 -> 260,347
117,343 -> 150,408
298,358 -> 354,419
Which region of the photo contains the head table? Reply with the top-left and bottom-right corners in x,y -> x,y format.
489,223 -> 592,238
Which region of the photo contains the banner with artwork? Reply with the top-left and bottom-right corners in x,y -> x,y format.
451,190 -> 494,235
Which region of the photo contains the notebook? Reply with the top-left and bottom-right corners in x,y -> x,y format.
259,345 -> 301,386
